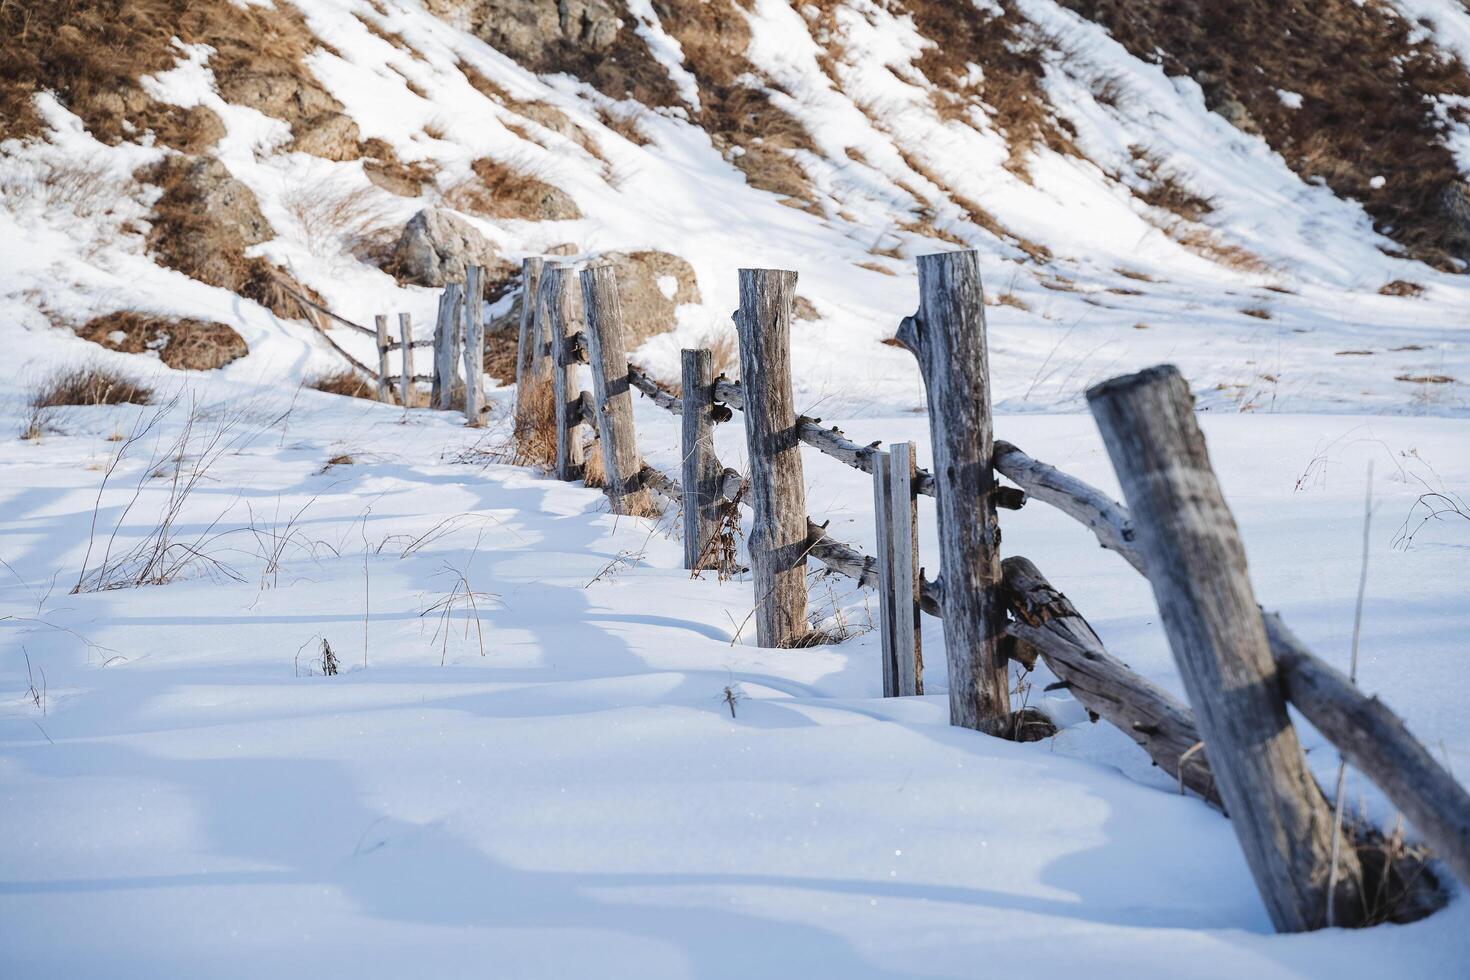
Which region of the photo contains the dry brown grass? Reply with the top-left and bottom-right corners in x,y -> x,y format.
75,311 -> 247,371
1379,280 -> 1426,298
511,379 -> 558,469
990,291 -> 1030,311
281,179 -> 398,261
360,138 -> 438,197
2,0 -> 330,144
308,370 -> 378,401
902,0 -> 1077,180
1240,306 -> 1273,320
443,157 -> 581,221
25,364 -> 152,440
1060,0 -> 1470,270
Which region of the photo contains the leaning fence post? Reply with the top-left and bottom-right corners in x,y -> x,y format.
732,268 -> 808,648
432,283 -> 462,410
546,265 -> 585,481
681,348 -> 721,570
516,256 -> 546,419
374,314 -> 392,403
874,442 -> 922,696
580,264 -> 653,515
462,265 -> 485,426
397,312 -> 414,408
1087,364 -> 1365,933
895,250 -> 1007,734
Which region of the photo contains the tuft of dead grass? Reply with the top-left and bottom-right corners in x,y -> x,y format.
511,378 -> 558,469
74,311 -> 247,371
281,179 -> 398,261
443,157 -> 581,221
307,370 -> 378,401
29,365 -> 153,409
1379,280 -> 1425,298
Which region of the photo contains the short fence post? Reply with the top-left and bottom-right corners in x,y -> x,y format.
873,442 -> 922,696
895,250 -> 1007,734
515,256 -> 545,421
374,314 -> 392,404
681,348 -> 721,570
732,268 -> 808,648
432,283 -> 462,410
580,264 -> 652,515
1087,364 -> 1365,933
462,264 -> 485,426
546,265 -> 585,481
398,312 -> 414,408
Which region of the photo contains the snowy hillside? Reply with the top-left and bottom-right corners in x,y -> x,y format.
3,1 -> 1470,976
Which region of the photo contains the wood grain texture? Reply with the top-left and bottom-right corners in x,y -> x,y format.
1266,612 -> 1470,891
515,257 -> 544,400
895,250 -> 1008,734
546,265 -> 585,482
994,440 -> 1144,573
1002,557 -> 1221,805
580,264 -> 653,515
461,265 -> 486,426
432,284 -> 462,410
397,313 -> 414,406
681,349 -> 722,570
374,314 -> 392,403
1087,363 -> 1364,933
874,444 -> 922,696
733,268 -> 809,648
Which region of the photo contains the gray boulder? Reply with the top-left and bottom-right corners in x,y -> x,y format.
391,208 -> 504,286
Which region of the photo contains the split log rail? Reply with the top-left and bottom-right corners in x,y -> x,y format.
508,248 -> 1468,935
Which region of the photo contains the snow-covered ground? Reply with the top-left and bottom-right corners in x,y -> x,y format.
2,369 -> 1467,976
4,0 -> 1470,973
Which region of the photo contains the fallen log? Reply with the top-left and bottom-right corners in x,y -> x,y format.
1000,556 -> 1221,806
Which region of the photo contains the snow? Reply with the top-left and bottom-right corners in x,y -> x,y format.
3,0 -> 1470,973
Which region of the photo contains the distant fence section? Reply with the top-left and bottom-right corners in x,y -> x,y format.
508,248 -> 1469,936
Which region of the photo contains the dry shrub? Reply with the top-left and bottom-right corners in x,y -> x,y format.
991,292 -> 1030,311
595,104 -> 652,147
582,438 -> 606,489
1240,306 -> 1272,320
1059,0 -> 1470,270
75,311 -> 247,370
281,179 -> 398,260
1131,148 -> 1216,222
1379,280 -> 1425,297
1163,221 -> 1269,272
29,364 -> 152,409
443,157 -> 581,221
511,379 -> 557,469
1,157 -> 140,222
307,370 -> 378,401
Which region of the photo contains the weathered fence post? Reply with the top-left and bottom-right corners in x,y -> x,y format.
580,264 -> 652,515
462,265 -> 485,426
432,283 -> 462,410
515,257 -> 546,403
732,268 -> 808,648
1087,364 -> 1365,933
681,348 -> 721,570
546,264 -> 585,481
397,312 -> 414,408
374,314 -> 392,404
896,250 -> 1008,734
873,442 -> 922,696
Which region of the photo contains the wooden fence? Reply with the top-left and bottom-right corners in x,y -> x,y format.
509,248 -> 1470,936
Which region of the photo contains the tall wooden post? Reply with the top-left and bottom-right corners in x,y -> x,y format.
896,250 -> 1007,734
1087,364 -> 1365,933
546,264 -> 585,481
732,268 -> 808,648
681,348 -> 721,570
580,264 -> 652,515
397,312 -> 413,408
516,257 -> 545,416
874,442 -> 922,696
432,283 -> 462,410
462,265 -> 485,426
529,264 -> 558,392
374,314 -> 392,404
